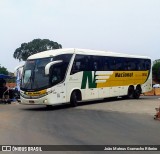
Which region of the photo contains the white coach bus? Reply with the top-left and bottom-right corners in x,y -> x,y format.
19,48 -> 152,107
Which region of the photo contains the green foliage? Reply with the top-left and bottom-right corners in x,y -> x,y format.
0,65 -> 9,75
152,62 -> 160,81
13,39 -> 62,61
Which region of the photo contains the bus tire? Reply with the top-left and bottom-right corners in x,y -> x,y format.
134,86 -> 141,99
70,91 -> 78,107
127,86 -> 134,99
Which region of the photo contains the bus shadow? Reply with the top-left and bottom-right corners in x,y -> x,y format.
21,97 -> 127,111
75,96 -> 145,107
21,104 -> 71,111
21,96 -> 149,111
79,97 -> 125,106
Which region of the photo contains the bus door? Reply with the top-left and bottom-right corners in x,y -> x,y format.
53,82 -> 66,103
50,63 -> 67,103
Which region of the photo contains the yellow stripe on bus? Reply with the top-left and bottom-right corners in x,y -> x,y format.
25,89 -> 47,96
96,71 -> 149,88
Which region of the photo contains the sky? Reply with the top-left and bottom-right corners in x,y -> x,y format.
0,0 -> 160,72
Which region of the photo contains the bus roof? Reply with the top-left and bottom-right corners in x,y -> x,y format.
28,48 -> 150,60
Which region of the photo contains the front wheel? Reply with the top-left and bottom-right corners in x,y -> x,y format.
70,91 -> 78,107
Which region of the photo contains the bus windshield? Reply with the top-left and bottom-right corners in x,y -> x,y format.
21,57 -> 52,91
21,54 -> 73,91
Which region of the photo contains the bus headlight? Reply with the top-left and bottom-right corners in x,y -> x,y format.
47,90 -> 53,94
43,99 -> 48,104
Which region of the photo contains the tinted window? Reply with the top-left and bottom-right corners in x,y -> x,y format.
127,58 -> 137,71
54,54 -> 72,63
145,59 -> 151,70
71,55 -> 87,74
89,56 -> 103,71
115,57 -> 125,70
138,59 -> 145,70
103,57 -> 109,71
50,63 -> 67,86
128,58 -> 151,71
71,55 -> 103,74
108,57 -> 116,71
71,54 -> 151,73
50,54 -> 72,83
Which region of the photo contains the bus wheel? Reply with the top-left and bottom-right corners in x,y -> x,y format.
127,86 -> 134,99
134,86 -> 141,99
70,91 -> 78,107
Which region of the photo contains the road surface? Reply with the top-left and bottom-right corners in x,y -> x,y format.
0,96 -> 160,153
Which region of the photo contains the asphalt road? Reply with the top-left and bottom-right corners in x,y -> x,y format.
0,96 -> 160,154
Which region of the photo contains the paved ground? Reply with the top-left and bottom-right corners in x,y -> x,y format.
77,96 -> 160,115
0,96 -> 160,154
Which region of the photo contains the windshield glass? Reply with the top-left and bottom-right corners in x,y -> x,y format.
21,54 -> 73,91
21,58 -> 52,90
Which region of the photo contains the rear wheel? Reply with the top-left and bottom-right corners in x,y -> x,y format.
70,91 -> 78,107
134,86 -> 141,99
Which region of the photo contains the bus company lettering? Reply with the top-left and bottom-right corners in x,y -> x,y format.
115,72 -> 133,77
142,73 -> 147,76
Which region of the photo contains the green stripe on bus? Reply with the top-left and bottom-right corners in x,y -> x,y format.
81,71 -> 97,89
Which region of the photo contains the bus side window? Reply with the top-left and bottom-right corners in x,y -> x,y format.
127,58 -> 136,71
123,58 -> 128,70
54,54 -> 72,62
71,62 -> 80,74
50,62 -> 68,85
108,57 -> 116,71
103,57 -> 110,71
115,57 -> 124,70
137,59 -> 145,70
75,62 -> 81,70
91,56 -> 98,71
145,59 -> 151,70
88,56 -> 103,71
50,64 -> 62,85
71,55 -> 86,74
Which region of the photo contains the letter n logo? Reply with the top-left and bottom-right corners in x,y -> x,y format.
81,71 -> 96,89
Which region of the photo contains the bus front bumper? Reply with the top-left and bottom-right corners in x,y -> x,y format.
20,95 -> 50,105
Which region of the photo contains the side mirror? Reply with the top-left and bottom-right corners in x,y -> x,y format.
14,64 -> 24,77
45,60 -> 62,75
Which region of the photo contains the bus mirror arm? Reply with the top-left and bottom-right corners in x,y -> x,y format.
14,64 -> 24,76
45,60 -> 63,75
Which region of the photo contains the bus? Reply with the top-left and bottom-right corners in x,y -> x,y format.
18,48 -> 152,107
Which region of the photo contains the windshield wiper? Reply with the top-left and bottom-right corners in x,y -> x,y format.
32,77 -> 39,89
24,76 -> 32,89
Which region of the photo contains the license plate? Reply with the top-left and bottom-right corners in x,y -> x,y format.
29,100 -> 35,104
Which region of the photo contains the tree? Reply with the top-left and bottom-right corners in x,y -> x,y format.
13,39 -> 62,61
152,61 -> 160,82
0,65 -> 9,75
